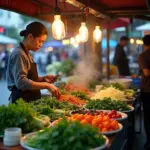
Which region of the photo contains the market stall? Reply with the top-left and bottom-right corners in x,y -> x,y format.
0,0 -> 147,149
0,78 -> 137,150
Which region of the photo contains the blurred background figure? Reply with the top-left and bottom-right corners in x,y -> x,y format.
113,36 -> 130,76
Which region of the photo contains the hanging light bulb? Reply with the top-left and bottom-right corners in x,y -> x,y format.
93,26 -> 102,43
70,37 -> 75,44
75,34 -> 80,43
79,22 -> 88,42
52,15 -> 65,40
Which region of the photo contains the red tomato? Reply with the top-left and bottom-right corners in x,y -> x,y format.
101,128 -> 108,132
103,121 -> 110,129
111,110 -> 117,114
92,119 -> 99,127
103,116 -> 110,122
111,120 -> 119,130
98,124 -> 103,131
81,119 -> 87,125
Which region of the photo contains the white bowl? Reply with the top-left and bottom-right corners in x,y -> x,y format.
109,78 -> 132,89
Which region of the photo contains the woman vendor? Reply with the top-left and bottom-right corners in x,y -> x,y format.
6,21 -> 61,103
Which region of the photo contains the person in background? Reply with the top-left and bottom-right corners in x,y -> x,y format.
113,36 -> 130,76
139,35 -> 150,150
54,48 -> 60,62
6,22 -> 60,103
0,50 -> 5,80
3,50 -> 9,80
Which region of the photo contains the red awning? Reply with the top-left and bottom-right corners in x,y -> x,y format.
0,0 -> 148,32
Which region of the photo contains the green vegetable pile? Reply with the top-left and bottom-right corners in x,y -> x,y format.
88,80 -> 101,90
71,91 -> 90,101
32,96 -> 79,111
47,59 -> 76,76
26,119 -> 106,150
31,97 -> 79,120
86,98 -> 130,111
125,89 -> 135,98
0,99 -> 49,134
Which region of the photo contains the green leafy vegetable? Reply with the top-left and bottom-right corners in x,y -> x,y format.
32,96 -> 79,111
86,98 -> 130,111
30,97 -> 79,120
0,99 -> 47,134
71,91 -> 90,101
26,119 -> 106,150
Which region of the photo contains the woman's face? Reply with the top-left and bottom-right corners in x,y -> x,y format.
28,34 -> 47,52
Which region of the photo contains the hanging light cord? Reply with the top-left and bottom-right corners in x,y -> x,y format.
56,0 -> 58,8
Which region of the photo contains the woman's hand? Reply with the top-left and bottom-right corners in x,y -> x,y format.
44,75 -> 56,83
47,83 -> 61,99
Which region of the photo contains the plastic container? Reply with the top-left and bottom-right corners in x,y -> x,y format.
3,128 -> 22,146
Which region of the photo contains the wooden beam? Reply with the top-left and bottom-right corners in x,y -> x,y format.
105,9 -> 150,14
65,0 -> 109,19
36,11 -> 84,16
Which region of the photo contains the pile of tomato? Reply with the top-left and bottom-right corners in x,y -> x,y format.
71,110 -> 122,119
61,113 -> 120,132
98,110 -> 122,119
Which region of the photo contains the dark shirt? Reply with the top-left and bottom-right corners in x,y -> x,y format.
113,44 -> 130,76
139,50 -> 150,92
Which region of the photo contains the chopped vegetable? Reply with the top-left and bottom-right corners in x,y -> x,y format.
26,119 -> 106,150
91,87 -> 126,101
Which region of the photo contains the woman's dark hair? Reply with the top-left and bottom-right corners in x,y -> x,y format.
20,21 -> 48,38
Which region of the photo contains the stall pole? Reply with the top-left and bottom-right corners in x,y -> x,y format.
106,20 -> 110,79
126,25 -> 130,54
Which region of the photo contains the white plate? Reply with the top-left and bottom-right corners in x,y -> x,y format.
121,105 -> 134,113
100,123 -> 123,135
21,132 -> 109,150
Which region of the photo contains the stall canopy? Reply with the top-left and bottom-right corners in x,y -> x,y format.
0,0 -> 149,31
136,23 -> 150,31
0,34 -> 17,44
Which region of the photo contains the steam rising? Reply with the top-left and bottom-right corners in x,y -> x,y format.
72,55 -> 101,87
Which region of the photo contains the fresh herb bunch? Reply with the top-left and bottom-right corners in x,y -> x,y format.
32,96 -> 79,111
26,119 -> 106,150
32,104 -> 67,121
86,98 -> 130,111
71,91 -> 90,101
0,99 -> 45,134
